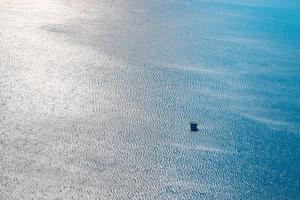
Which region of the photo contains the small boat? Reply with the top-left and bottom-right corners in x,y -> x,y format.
190,122 -> 199,132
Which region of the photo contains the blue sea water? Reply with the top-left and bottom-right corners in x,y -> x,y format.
0,0 -> 300,199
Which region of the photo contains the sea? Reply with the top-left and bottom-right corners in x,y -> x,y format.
0,0 -> 299,199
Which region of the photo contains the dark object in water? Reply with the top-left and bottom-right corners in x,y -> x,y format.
190,122 -> 199,132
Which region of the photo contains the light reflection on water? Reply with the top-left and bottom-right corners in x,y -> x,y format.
0,0 -> 300,199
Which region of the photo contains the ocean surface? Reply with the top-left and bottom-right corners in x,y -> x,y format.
0,0 -> 300,199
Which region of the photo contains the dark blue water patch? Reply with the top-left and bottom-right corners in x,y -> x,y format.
158,112 -> 300,199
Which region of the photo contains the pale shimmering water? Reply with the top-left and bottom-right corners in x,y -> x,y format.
0,0 -> 300,199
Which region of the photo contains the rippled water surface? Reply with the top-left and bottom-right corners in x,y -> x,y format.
1,0 -> 300,199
